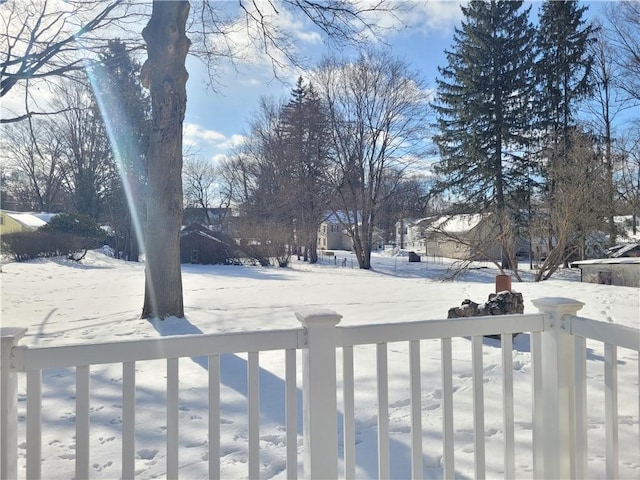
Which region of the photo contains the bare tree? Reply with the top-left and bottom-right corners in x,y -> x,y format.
218,150 -> 257,210
604,1 -> 640,104
0,0 -> 143,123
2,117 -> 65,211
238,96 -> 299,265
586,25 -> 636,246
183,157 -> 218,212
313,47 -> 431,269
50,79 -> 117,218
532,129 -> 607,281
138,1 -> 190,319
618,131 -> 640,235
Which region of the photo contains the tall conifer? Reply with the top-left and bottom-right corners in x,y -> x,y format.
280,77 -> 331,263
535,0 -> 595,263
535,0 -> 595,149
432,0 -> 537,268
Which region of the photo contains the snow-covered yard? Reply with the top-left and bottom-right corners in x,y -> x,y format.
1,249 -> 638,478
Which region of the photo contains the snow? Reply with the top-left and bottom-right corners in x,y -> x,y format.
1,250 -> 639,479
427,214 -> 486,233
572,257 -> 640,265
5,212 -> 48,229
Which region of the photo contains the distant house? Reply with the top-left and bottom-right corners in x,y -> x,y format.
571,258 -> 640,288
182,207 -> 232,233
395,218 -> 432,250
179,223 -> 240,265
317,212 -> 385,252
0,211 -> 57,236
424,214 -> 502,260
317,213 -> 353,251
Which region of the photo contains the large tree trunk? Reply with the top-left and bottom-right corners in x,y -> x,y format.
140,1 -> 190,319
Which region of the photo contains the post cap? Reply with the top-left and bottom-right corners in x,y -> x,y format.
295,309 -> 342,328
531,297 -> 584,315
0,327 -> 27,344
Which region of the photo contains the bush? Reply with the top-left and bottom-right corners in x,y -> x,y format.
1,231 -> 81,261
41,213 -> 103,238
2,213 -> 104,262
40,212 -> 104,253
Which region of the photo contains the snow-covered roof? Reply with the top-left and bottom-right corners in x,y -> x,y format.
572,258 -> 640,266
398,217 -> 433,228
3,212 -> 48,229
610,243 -> 640,258
181,225 -> 225,244
31,213 -> 58,223
427,214 -> 487,234
323,211 -> 362,224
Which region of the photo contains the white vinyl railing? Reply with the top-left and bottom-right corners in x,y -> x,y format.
1,297 -> 638,479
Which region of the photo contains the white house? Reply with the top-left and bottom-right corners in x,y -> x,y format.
394,218 -> 432,251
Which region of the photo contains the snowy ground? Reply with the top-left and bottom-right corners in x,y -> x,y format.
1,249 -> 638,479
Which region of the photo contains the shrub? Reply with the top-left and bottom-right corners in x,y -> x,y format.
1,231 -> 79,261
41,213 -> 103,238
2,214 -> 105,262
40,213 -> 104,253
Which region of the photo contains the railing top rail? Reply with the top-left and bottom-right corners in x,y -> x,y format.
10,309 -> 636,372
337,313 -> 548,347
568,315 -> 640,351
12,328 -> 304,372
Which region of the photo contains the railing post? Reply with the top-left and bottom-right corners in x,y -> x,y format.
296,309 -> 341,480
531,297 -> 584,480
1,328 -> 27,480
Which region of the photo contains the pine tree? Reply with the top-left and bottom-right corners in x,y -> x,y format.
93,39 -> 151,262
535,0 -> 595,162
535,0 -> 596,264
280,77 -> 331,263
433,0 -> 537,269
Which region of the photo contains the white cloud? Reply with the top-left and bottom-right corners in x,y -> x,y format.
218,134 -> 245,150
184,123 -> 226,147
204,1 -> 321,75
354,1 -> 464,41
183,123 -> 245,162
405,1 -> 465,35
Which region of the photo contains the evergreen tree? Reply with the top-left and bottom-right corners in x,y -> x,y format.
535,0 -> 595,263
280,77 -> 331,263
535,0 -> 596,163
93,39 -> 151,261
432,0 -> 537,269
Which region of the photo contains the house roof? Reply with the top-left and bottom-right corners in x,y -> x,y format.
322,211 -> 362,225
2,211 -> 51,229
181,224 -> 224,242
609,243 -> 640,258
427,214 -> 487,234
397,217 -> 433,228
572,258 -> 640,266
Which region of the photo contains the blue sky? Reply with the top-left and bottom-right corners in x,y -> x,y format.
181,1 -> 464,164
181,1 -> 608,167
0,1 -> 609,169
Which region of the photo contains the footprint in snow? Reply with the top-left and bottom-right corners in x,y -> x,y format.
136,449 -> 158,460
185,440 -> 207,448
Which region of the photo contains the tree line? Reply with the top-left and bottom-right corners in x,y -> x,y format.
432,0 -> 639,281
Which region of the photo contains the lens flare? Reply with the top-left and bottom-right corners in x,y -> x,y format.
84,60 -> 158,315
